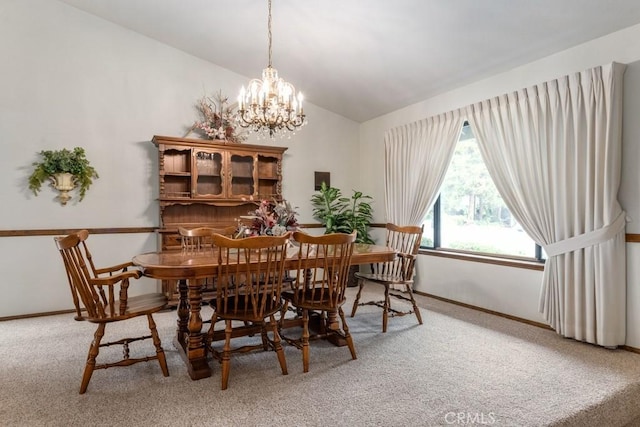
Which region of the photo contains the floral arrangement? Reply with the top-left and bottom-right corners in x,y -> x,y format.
237,200 -> 299,237
190,90 -> 247,143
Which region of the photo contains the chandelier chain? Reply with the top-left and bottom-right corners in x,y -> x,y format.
268,0 -> 272,68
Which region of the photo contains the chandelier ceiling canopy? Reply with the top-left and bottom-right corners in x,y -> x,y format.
237,0 -> 306,138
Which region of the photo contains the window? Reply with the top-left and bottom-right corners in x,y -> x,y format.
421,123 -> 544,261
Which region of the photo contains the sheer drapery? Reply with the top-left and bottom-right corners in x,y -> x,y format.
465,63 -> 626,346
384,110 -> 464,225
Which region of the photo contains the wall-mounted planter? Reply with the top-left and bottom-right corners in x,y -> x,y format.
28,147 -> 98,206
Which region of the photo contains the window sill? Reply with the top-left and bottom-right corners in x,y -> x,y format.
418,248 -> 545,271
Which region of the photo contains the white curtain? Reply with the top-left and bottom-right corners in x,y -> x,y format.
465,63 -> 626,347
384,110 -> 464,225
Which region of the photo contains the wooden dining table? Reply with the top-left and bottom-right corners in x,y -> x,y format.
132,243 -> 396,380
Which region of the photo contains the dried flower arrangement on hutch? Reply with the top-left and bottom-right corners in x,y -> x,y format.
188,91 -> 246,143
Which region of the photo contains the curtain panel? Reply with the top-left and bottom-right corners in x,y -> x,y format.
384,110 -> 464,226
465,63 -> 626,346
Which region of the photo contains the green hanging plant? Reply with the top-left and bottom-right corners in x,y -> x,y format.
28,147 -> 99,202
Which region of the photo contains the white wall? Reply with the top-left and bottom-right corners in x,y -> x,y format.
359,24 -> 640,346
0,0 -> 358,317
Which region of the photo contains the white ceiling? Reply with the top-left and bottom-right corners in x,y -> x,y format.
58,0 -> 640,123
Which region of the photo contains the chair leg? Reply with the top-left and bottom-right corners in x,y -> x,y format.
279,299 -> 289,329
147,314 -> 169,377
406,284 -> 423,325
260,322 -> 269,351
270,314 -> 288,376
382,285 -> 390,333
206,308 -> 223,351
338,307 -> 357,360
302,309 -> 310,373
351,279 -> 364,317
277,301 -> 288,346
221,319 -> 232,390
80,323 -> 105,394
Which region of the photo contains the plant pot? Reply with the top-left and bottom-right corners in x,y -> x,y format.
49,172 -> 76,205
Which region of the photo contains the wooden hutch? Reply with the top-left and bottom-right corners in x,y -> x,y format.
151,135 -> 288,304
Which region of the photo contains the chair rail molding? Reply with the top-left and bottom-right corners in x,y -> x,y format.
0,227 -> 155,237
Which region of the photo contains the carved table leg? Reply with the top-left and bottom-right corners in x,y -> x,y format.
323,308 -> 347,347
176,279 -> 189,347
173,278 -> 212,380
187,279 -> 211,379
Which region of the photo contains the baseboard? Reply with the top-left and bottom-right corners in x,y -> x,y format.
0,308 -> 77,322
415,290 -> 640,353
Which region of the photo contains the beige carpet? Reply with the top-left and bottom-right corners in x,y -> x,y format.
2,289 -> 640,427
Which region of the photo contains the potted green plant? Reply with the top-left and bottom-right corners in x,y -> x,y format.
28,147 -> 99,205
311,182 -> 375,287
310,181 -> 374,244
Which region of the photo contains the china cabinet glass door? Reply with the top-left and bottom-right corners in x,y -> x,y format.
229,153 -> 254,198
256,154 -> 280,198
193,150 -> 223,197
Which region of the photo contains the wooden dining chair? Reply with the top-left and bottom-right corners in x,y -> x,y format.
178,225 -> 237,253
280,231 -> 357,373
54,230 -> 169,394
351,223 -> 424,332
206,232 -> 291,390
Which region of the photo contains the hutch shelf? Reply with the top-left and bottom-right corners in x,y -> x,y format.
152,135 -> 288,304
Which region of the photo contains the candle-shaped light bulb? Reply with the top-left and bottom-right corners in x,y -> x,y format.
239,86 -> 246,109
297,92 -> 304,114
251,82 -> 258,104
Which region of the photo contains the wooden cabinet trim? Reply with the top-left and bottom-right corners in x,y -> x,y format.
152,135 -> 288,155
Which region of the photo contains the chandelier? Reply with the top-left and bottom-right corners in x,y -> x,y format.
237,0 -> 306,138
